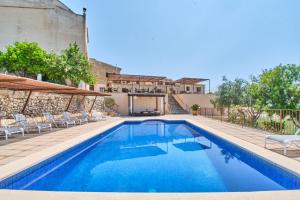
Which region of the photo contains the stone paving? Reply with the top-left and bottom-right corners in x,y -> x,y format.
0,117 -> 121,166
0,115 -> 299,167
191,116 -> 300,161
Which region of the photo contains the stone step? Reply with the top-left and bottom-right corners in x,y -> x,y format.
168,95 -> 189,114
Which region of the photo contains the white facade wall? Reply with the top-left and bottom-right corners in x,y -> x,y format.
0,0 -> 87,54
109,93 -> 169,116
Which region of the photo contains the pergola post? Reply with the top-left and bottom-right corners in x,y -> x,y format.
193,84 -> 195,94
21,90 -> 32,114
131,96 -> 134,114
128,96 -> 130,115
89,96 -> 97,113
163,95 -> 166,115
128,95 -> 133,115
66,94 -> 74,111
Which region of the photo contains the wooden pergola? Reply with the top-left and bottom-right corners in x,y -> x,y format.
107,73 -> 166,82
174,77 -> 211,93
0,73 -> 110,113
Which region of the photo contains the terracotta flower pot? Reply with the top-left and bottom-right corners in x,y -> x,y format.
192,110 -> 198,115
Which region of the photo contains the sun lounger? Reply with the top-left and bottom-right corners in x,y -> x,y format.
78,111 -> 89,124
14,114 -> 52,134
90,111 -> 107,121
0,126 -> 24,140
62,112 -> 82,125
265,129 -> 300,155
43,112 -> 72,128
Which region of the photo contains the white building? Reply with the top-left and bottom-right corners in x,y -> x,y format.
0,0 -> 88,54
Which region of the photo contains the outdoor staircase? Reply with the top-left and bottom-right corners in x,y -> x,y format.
168,95 -> 189,114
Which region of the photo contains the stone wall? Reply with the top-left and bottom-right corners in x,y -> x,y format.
0,90 -> 104,118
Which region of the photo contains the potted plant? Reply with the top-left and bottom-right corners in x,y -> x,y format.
191,104 -> 200,115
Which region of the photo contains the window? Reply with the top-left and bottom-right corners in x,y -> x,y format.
99,87 -> 105,92
186,86 -> 190,92
89,85 -> 94,91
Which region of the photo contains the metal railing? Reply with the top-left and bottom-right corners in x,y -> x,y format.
172,94 -> 190,112
198,107 -> 300,135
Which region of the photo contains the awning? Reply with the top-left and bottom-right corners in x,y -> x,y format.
0,73 -> 111,113
0,73 -> 110,96
107,73 -> 166,82
174,77 -> 210,84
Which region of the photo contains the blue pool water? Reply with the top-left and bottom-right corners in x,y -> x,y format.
1,120 -> 300,192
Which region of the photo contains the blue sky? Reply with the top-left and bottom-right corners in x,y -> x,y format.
61,0 -> 300,91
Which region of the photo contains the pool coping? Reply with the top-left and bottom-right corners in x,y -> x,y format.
0,116 -> 300,199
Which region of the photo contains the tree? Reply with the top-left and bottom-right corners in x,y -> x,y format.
59,42 -> 95,85
212,76 -> 262,125
255,64 -> 300,109
43,52 -> 67,84
0,41 -> 95,86
0,42 -> 49,77
211,76 -> 248,109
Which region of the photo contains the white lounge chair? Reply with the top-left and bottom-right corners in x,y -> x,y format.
90,111 -> 107,121
14,114 -> 52,134
265,129 -> 300,155
80,111 -> 90,123
0,126 -> 24,140
43,112 -> 73,128
62,112 -> 81,125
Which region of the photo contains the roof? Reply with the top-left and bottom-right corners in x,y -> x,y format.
89,58 -> 122,71
0,73 -> 110,96
175,77 -> 210,84
107,73 -> 166,82
128,93 -> 166,97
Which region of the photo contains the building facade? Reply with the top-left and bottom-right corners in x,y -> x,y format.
0,0 -> 88,54
89,58 -> 121,92
105,73 -> 208,95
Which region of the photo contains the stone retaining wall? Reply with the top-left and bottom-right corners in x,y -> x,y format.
0,90 -> 104,118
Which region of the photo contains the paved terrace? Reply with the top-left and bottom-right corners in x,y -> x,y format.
0,117 -> 122,166
192,116 -> 300,161
0,115 -> 300,166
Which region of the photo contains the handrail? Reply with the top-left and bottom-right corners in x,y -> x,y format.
173,94 -> 190,112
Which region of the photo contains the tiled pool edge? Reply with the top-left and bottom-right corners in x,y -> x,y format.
0,116 -> 299,199
185,118 -> 300,175
0,189 -> 300,200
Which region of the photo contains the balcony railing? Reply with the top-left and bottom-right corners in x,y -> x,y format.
106,87 -> 167,94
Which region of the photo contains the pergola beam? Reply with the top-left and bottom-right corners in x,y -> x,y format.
107,73 -> 166,82
65,95 -> 74,111
21,90 -> 32,114
89,96 -> 97,113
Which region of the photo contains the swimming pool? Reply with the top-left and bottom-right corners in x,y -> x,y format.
0,120 -> 299,192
